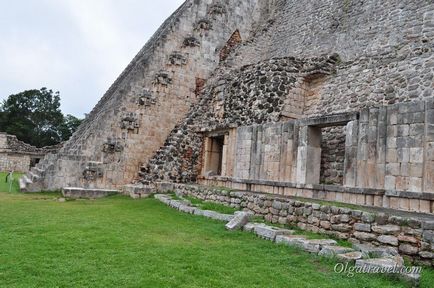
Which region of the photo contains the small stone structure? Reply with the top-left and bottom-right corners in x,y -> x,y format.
0,133 -> 61,172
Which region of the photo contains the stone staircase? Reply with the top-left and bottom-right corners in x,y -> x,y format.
19,153 -> 57,192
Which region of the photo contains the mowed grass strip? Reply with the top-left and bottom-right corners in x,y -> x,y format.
0,191 -> 432,288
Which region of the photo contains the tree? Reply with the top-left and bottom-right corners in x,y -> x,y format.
0,88 -> 82,147
58,114 -> 83,141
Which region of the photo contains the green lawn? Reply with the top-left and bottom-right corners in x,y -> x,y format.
0,189 -> 432,287
0,172 -> 22,193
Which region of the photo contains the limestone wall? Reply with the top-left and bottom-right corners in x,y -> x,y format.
200,98 -> 434,198
33,0 -> 271,191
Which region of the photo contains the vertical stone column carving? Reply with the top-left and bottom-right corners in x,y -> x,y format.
296,125 -> 321,185
424,98 -> 434,193
343,120 -> 359,187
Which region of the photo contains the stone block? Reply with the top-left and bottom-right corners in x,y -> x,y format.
377,235 -> 399,246
354,223 -> 371,232
254,225 -> 294,241
299,239 -> 337,253
371,224 -> 401,235
275,235 -> 306,246
225,212 -> 250,230
355,256 -> 404,271
336,251 -> 363,263
399,244 -> 419,255
353,231 -> 377,241
318,245 -> 353,257
243,222 -> 265,232
353,243 -> 399,258
410,148 -> 424,163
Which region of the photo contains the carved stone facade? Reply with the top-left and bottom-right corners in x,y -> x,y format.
19,0 -> 434,218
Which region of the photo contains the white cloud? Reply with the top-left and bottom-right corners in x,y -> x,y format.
0,0 -> 185,117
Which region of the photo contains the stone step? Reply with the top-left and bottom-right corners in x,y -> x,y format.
62,187 -> 119,199
123,184 -> 153,199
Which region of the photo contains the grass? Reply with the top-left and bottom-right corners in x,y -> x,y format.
181,195 -> 239,214
1,191 -> 433,287
0,172 -> 22,193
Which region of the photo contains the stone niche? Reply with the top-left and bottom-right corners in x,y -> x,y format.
182,36 -> 200,48
169,52 -> 188,66
138,90 -> 156,106
83,161 -> 103,181
102,138 -> 124,154
153,71 -> 172,86
120,112 -> 140,131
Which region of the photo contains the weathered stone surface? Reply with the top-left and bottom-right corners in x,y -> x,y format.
275,235 -> 306,246
62,187 -> 119,199
353,243 -> 399,258
377,235 -> 399,246
398,244 -> 419,255
336,251 -> 363,263
254,225 -> 294,241
354,232 -> 377,241
371,225 -> 400,235
419,251 -> 434,259
331,224 -> 352,232
397,235 -> 418,244
225,212 -> 250,230
202,210 -> 234,222
243,222 -> 266,232
318,245 -> 353,257
299,239 -> 337,253
354,223 -> 371,232
355,256 -> 404,271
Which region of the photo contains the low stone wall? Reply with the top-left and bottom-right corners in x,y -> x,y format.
166,183 -> 434,267
198,177 -> 434,214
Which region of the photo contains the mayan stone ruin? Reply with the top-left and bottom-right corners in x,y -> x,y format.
18,0 -> 434,266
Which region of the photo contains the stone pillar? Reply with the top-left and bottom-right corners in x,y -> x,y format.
343,120 -> 358,187
356,108 -> 369,187
296,126 -> 321,185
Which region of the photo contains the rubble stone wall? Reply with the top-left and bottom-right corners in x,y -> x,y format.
171,183 -> 434,267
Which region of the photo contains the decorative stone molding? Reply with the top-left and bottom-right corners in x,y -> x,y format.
138,90 -> 156,106
208,4 -> 226,16
82,161 -> 103,181
169,52 -> 188,66
182,36 -> 200,48
153,71 -> 172,86
120,113 -> 140,130
102,138 -> 123,153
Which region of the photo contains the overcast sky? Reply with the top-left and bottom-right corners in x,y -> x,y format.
0,0 -> 185,118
